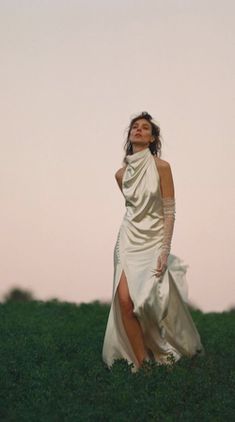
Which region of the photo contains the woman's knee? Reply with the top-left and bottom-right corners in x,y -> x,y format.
117,273 -> 134,317
119,295 -> 134,317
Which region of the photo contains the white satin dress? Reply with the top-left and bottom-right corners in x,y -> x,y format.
102,147 -> 204,373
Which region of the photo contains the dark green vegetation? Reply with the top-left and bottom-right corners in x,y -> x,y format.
0,299 -> 234,421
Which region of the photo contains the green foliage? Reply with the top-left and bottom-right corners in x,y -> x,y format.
0,299 -> 234,421
3,287 -> 35,302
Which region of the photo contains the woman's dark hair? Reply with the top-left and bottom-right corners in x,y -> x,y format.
123,111 -> 162,165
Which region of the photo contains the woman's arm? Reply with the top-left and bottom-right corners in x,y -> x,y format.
159,160 -> 176,255
154,159 -> 176,276
115,166 -> 127,193
158,160 -> 175,199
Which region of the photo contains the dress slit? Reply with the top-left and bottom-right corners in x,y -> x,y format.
116,269 -> 134,309
109,266 -> 140,370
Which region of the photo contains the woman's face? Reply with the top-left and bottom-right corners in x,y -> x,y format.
129,118 -> 153,146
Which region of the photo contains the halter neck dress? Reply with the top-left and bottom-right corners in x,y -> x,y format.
102,147 -> 204,373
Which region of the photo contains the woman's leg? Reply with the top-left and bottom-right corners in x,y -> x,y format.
117,270 -> 149,368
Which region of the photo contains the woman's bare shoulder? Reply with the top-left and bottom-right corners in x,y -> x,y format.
153,156 -> 174,197
115,165 -> 127,180
115,165 -> 127,192
153,156 -> 171,169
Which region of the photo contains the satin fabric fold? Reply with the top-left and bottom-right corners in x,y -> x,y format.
102,147 -> 204,373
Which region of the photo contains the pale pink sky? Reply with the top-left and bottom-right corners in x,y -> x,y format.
0,0 -> 234,312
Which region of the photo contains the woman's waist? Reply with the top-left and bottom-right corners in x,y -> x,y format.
118,223 -> 164,250
123,211 -> 164,227
121,216 -> 164,237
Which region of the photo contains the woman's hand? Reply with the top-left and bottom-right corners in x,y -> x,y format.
153,253 -> 169,278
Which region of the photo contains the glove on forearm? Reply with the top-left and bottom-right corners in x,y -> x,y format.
160,197 -> 176,256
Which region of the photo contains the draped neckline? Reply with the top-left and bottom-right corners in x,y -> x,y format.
125,147 -> 151,164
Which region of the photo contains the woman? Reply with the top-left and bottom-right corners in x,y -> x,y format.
102,112 -> 204,373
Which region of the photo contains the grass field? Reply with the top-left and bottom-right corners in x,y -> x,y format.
0,299 -> 234,421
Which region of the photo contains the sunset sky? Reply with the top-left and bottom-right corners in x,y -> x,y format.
0,0 -> 234,312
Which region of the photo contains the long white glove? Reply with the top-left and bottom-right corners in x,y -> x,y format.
155,197 -> 176,277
